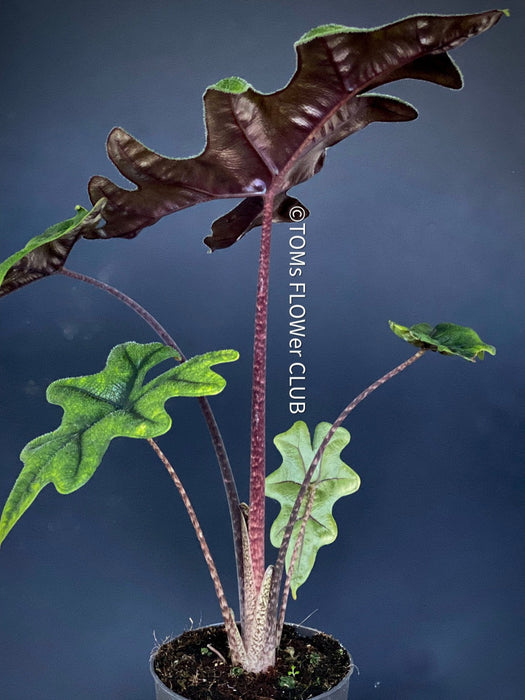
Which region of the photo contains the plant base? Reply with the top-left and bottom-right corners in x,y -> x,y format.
150,623 -> 353,699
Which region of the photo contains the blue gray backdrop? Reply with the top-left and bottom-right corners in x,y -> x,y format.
0,1 -> 523,698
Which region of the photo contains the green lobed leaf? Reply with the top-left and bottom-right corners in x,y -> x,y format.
0,342 -> 238,546
0,199 -> 106,297
266,421 -> 360,598
389,321 -> 496,362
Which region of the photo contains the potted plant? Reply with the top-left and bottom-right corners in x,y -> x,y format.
0,9 -> 506,699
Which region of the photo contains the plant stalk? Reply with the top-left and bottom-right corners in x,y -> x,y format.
147,439 -> 239,645
59,267 -> 182,351
267,348 -> 427,634
248,193 -> 275,592
276,484 -> 317,645
58,267 -> 245,616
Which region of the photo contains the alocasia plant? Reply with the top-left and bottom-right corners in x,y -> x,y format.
0,8 -> 504,689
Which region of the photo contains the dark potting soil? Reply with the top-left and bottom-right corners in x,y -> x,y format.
153,624 -> 352,699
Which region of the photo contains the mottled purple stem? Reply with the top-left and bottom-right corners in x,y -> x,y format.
58,266 -> 245,613
148,439 -> 238,645
267,348 -> 427,636
248,193 -> 275,592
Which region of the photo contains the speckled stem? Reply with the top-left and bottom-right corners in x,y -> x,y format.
248,193 -> 275,592
267,348 -> 427,638
148,438 -> 244,663
276,484 -> 317,646
59,267 -> 245,617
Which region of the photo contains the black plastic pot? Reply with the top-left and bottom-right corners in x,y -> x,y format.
150,623 -> 353,699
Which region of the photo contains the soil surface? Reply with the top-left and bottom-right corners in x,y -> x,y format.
153,624 -> 352,699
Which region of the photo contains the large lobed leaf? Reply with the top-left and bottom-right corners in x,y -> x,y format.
0,200 -> 105,298
266,421 -> 360,598
87,11 -> 505,250
0,342 -> 238,546
389,321 -> 496,361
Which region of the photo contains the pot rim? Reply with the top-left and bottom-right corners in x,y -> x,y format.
150,621 -> 354,699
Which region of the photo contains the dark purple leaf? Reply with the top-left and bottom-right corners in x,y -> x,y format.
87,11 -> 505,250
0,200 -> 105,298
205,194 -> 310,251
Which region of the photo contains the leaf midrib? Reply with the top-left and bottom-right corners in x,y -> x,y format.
271,27 -> 465,194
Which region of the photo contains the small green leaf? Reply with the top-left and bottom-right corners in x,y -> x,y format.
0,342 -> 238,546
0,199 -> 105,297
279,676 -> 296,689
389,321 -> 496,362
266,421 -> 360,598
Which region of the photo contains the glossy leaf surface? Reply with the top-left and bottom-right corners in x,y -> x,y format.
204,193 -> 309,251
266,421 -> 360,598
0,200 -> 105,298
0,342 -> 238,546
389,321 -> 496,361
87,11 -> 504,250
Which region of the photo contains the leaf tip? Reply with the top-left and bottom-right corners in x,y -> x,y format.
295,23 -> 349,46
211,76 -> 251,94
225,349 -> 240,362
